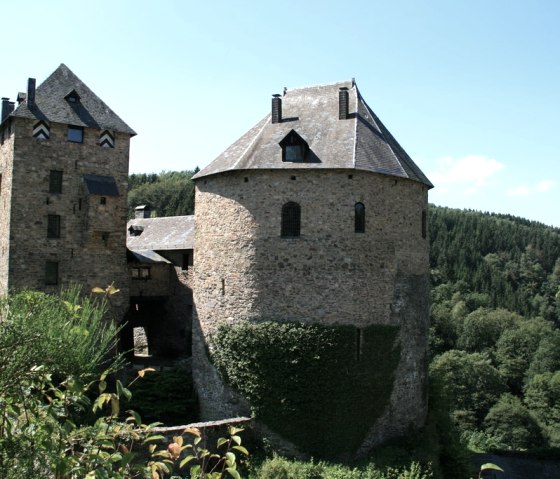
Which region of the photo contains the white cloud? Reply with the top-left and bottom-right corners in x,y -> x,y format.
429,155 -> 505,194
507,180 -> 556,197
537,180 -> 555,192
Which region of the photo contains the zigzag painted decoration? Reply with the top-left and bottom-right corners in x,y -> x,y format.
99,130 -> 115,148
33,121 -> 50,140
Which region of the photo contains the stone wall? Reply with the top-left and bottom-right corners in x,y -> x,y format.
0,120 -> 15,294
192,168 -> 430,456
0,117 -> 130,311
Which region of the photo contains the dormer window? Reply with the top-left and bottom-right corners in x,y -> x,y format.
65,89 -> 81,104
279,130 -> 309,163
128,225 -> 144,237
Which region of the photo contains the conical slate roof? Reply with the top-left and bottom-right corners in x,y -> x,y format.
194,80 -> 432,188
10,64 -> 136,135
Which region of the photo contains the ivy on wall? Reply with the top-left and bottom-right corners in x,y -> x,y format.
211,321 -> 401,459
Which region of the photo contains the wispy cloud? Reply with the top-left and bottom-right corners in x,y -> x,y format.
508,180 -> 556,197
428,155 -> 505,195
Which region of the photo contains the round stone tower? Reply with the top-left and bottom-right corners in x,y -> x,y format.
192,81 -> 433,459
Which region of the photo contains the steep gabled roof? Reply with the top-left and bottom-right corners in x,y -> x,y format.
126,216 -> 195,251
10,64 -> 136,135
194,81 -> 432,187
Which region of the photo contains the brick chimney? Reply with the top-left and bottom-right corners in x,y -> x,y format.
135,205 -> 151,219
27,78 -> 36,108
271,94 -> 282,124
339,87 -> 349,120
1,98 -> 14,123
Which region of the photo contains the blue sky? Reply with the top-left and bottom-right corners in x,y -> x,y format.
1,0 -> 559,227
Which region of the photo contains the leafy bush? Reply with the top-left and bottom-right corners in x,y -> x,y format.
212,321 -> 401,459
0,288 -> 123,393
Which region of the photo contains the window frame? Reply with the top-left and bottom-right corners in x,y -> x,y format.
49,170 -> 63,194
355,202 -> 365,233
281,201 -> 301,238
67,126 -> 84,143
47,214 -> 61,239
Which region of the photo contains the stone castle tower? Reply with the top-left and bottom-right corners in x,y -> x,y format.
192,81 -> 433,458
0,64 -> 135,311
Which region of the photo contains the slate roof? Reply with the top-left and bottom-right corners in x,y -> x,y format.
7,64 -> 136,135
194,81 -> 432,188
83,174 -> 119,196
126,216 -> 195,251
128,250 -> 171,264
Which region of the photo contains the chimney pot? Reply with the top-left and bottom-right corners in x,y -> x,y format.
1,97 -> 15,123
339,87 -> 349,120
271,94 -> 282,124
27,78 -> 36,108
135,205 -> 152,219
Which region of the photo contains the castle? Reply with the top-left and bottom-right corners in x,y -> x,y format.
1,66 -> 433,459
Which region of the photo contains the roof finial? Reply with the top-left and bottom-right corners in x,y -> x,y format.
283,87 -> 287,96
352,77 -> 356,87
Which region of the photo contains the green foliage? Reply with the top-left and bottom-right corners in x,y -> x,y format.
524,371 -> 560,446
251,455 -> 434,479
212,321 -> 401,459
494,317 -> 555,393
483,394 -> 545,450
127,366 -> 197,426
429,350 -> 506,427
0,288 -> 247,478
0,288 -> 124,392
456,308 -> 520,354
127,170 -> 196,218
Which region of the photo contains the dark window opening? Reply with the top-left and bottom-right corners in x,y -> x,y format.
102,232 -> 110,246
285,145 -> 304,162
100,197 -> 107,205
131,267 -> 151,280
67,126 -> 84,143
281,202 -> 301,237
356,328 -> 363,361
47,214 -> 61,239
355,202 -> 365,233
49,170 -> 63,194
422,210 -> 427,239
45,261 -> 58,285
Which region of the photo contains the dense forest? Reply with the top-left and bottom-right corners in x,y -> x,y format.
129,171 -> 560,453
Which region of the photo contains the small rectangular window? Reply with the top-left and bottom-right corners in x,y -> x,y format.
49,170 -> 63,194
45,261 -> 58,285
422,211 -> 427,239
67,126 -> 84,143
47,215 -> 61,238
131,267 -> 151,280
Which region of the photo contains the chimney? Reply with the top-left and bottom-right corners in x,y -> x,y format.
339,87 -> 349,120
135,205 -> 152,219
27,78 -> 36,108
17,92 -> 26,105
271,94 -> 282,124
1,98 -> 15,123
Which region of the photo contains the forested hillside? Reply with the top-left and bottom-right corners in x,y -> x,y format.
128,172 -> 560,452
127,169 -> 197,218
429,207 -> 560,452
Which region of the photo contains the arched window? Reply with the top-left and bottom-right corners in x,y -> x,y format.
355,202 -> 365,233
281,202 -> 301,237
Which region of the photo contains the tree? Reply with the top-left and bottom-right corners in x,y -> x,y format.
429,350 -> 507,428
524,371 -> 560,446
484,394 -> 545,450
494,317 -> 555,393
457,308 -> 520,354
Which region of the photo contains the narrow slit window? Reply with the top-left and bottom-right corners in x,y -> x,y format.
49,170 -> 63,194
45,261 -> 59,285
281,202 -> 301,237
422,210 -> 427,239
47,214 -> 61,239
355,202 -> 365,233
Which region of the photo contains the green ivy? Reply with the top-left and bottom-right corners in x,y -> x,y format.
212,321 -> 401,459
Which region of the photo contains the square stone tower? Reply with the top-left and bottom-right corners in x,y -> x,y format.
0,64 -> 135,311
